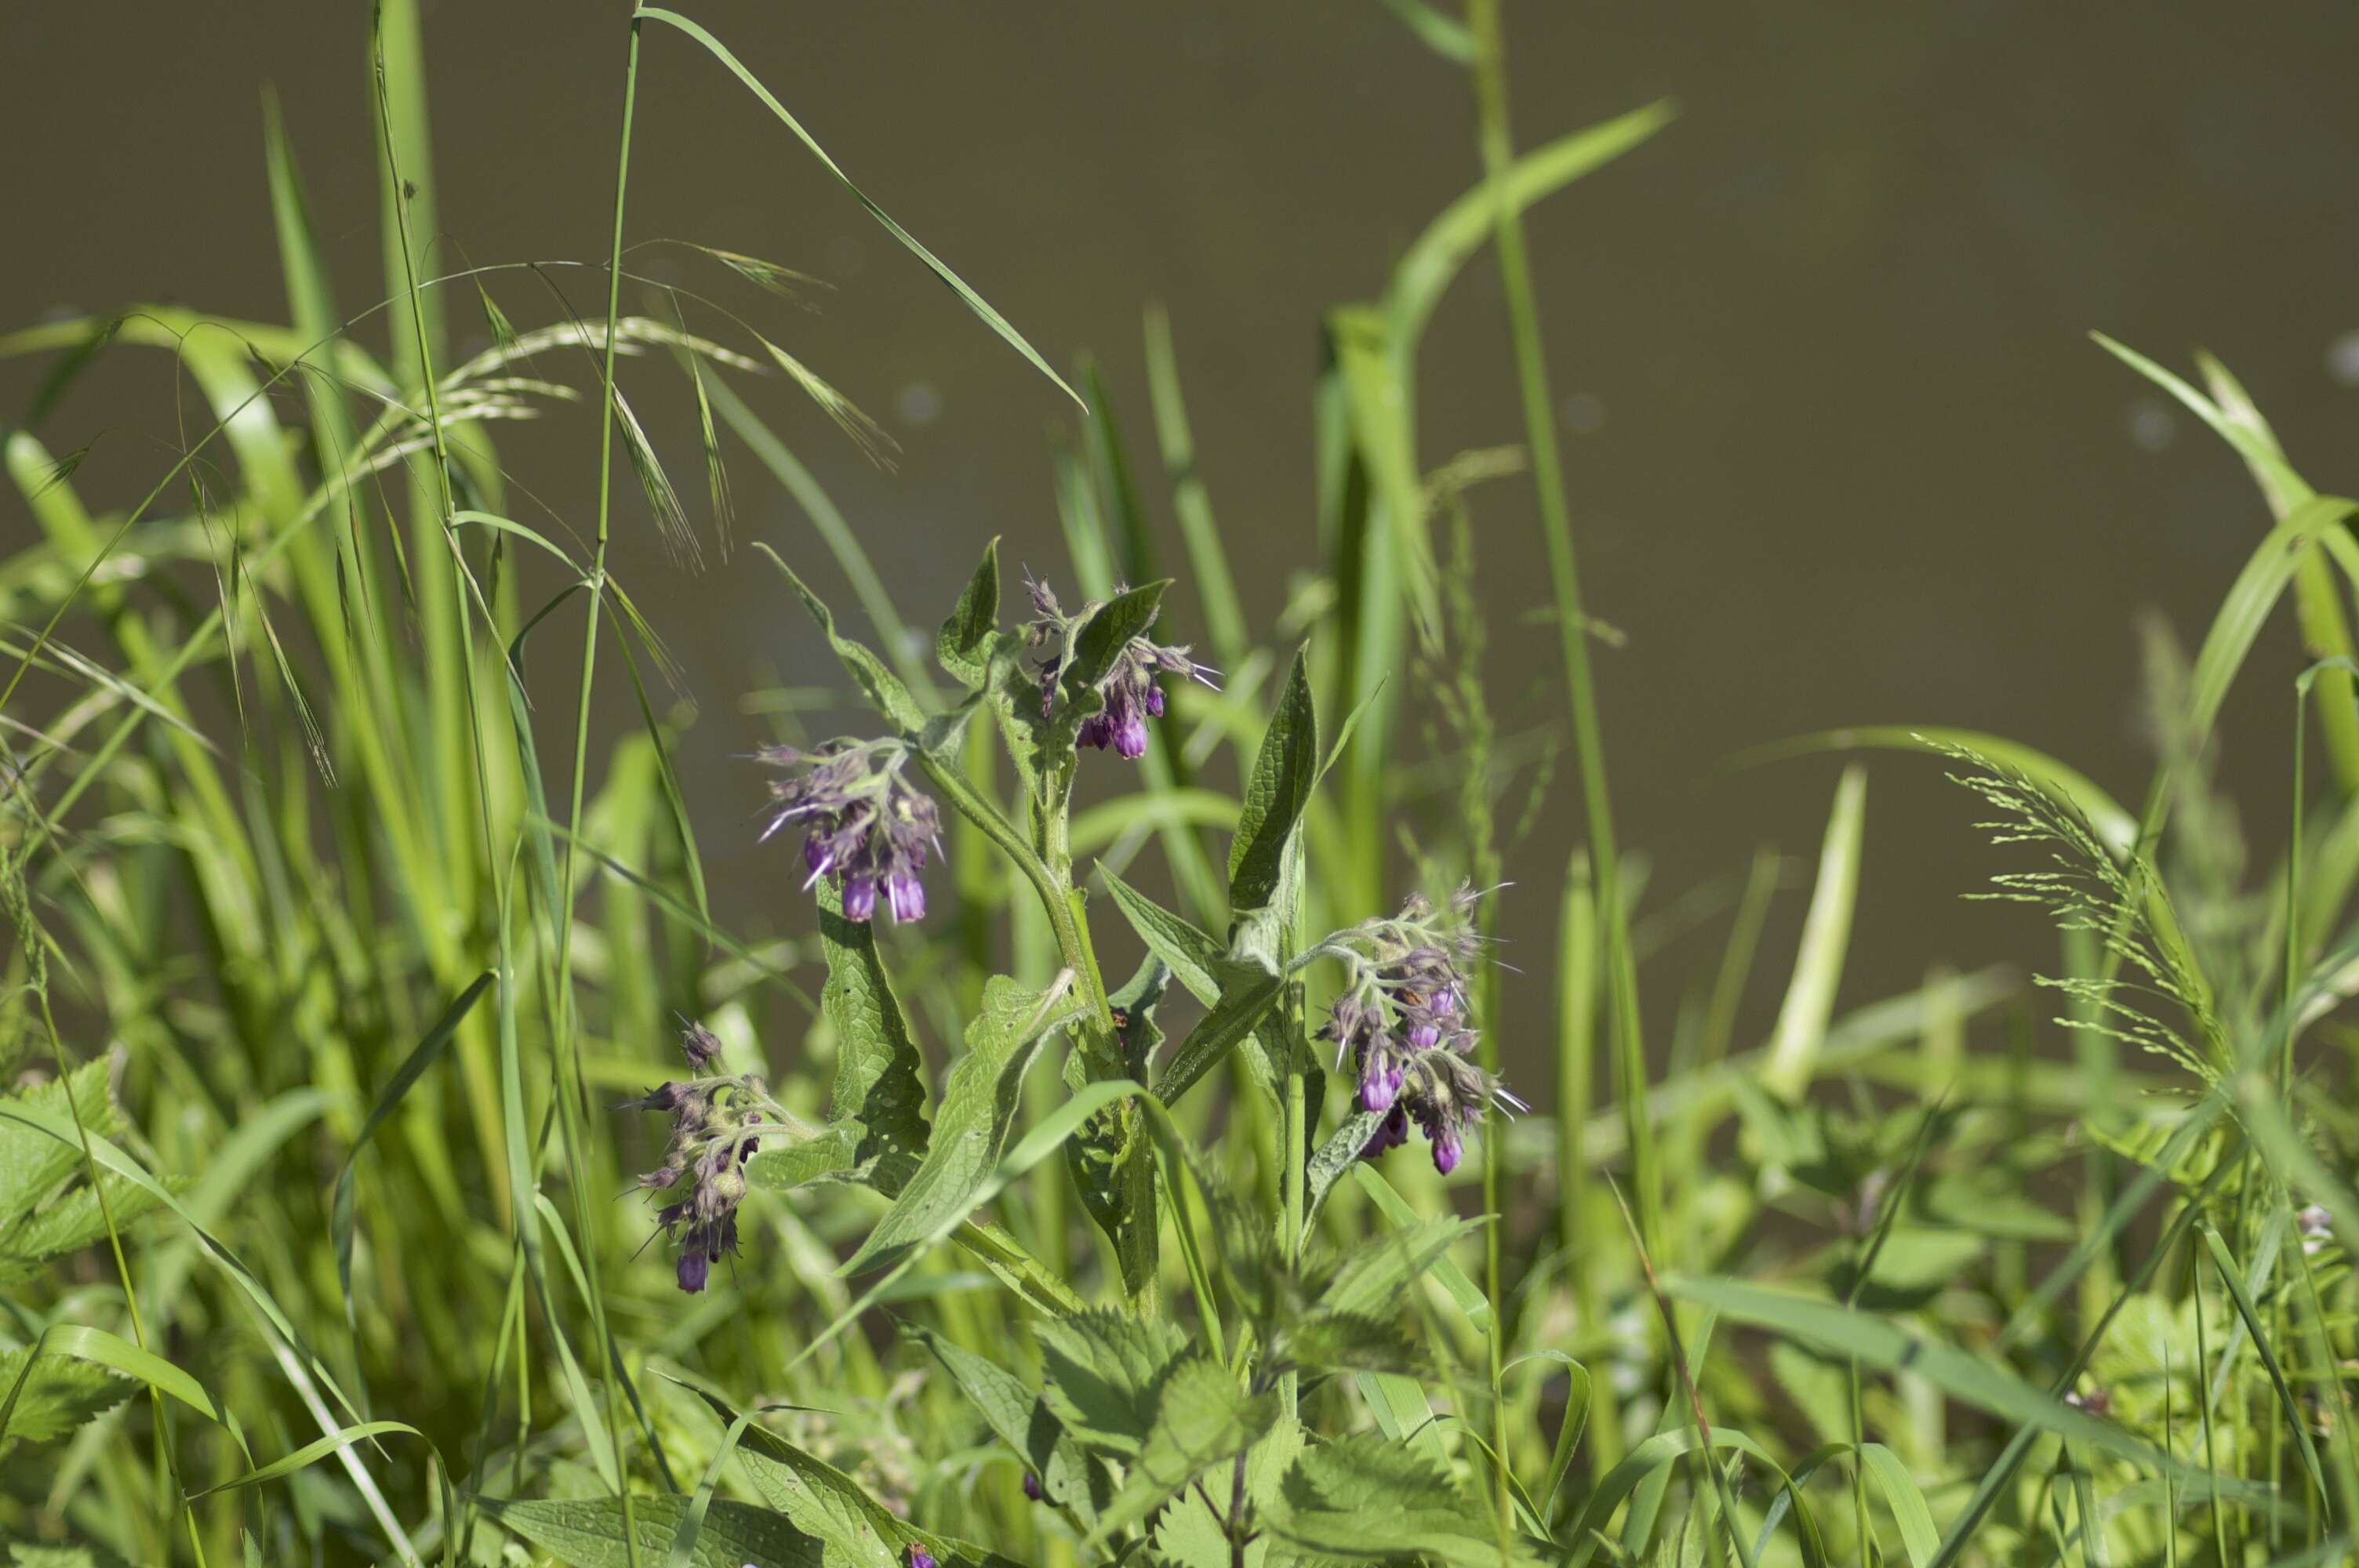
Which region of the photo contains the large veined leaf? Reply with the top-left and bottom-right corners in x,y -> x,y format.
904,1323 -> 1109,1530
0,1349 -> 133,1444
1091,1356 -> 1278,1543
838,975 -> 1085,1275
483,1494 -> 819,1568
1228,648 -> 1318,913
1263,1432 -> 1517,1565
686,1388 -> 1015,1568
1034,1308 -> 1188,1459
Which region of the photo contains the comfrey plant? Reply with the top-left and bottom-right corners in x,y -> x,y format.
599,546 -> 1532,1563
1318,888 -> 1522,1175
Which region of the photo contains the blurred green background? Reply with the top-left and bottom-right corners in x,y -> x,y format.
9,0 -> 2359,1067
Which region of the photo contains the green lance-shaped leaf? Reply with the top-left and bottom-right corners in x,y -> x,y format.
1062,580 -> 1171,700
1034,1307 -> 1189,1459
819,877 -> 931,1189
685,1386 -> 1016,1568
1263,1431 -> 1510,1565
1089,1356 -> 1280,1544
1228,647 -> 1318,913
1063,958 -> 1170,1302
759,543 -> 926,735
904,1323 -> 1110,1530
938,536 -> 1001,689
839,975 -> 1086,1276
745,876 -> 932,1196
481,1494 -> 820,1568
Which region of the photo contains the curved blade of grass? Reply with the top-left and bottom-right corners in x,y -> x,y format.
1734,726 -> 2136,860
634,7 -> 1079,407
2200,1222 -> 2330,1502
1665,1274 -> 2194,1477
1761,765 -> 1866,1100
191,1421 -> 427,1499
0,1323 -> 248,1457
1561,1425 -> 1825,1568
333,971 -> 493,1322
1859,1443 -> 1942,1568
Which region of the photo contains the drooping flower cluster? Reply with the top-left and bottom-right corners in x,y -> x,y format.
1022,574 -> 1218,760
625,1022 -> 776,1294
1316,887 -> 1521,1176
758,739 -> 940,922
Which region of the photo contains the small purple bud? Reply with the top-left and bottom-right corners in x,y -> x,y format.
841,876 -> 878,921
1406,1020 -> 1441,1052
1145,683 -> 1165,718
1113,710 -> 1149,760
1023,1472 -> 1043,1501
886,867 -> 927,924
1359,1057 -> 1397,1115
907,1550 -> 937,1568
803,834 -> 835,878
1432,1127 -> 1463,1177
1362,1105 -> 1408,1161
677,1247 -> 710,1294
1077,713 -> 1111,750
680,1022 -> 724,1069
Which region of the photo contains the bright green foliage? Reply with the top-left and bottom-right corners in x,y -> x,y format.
9,5 -> 2359,1567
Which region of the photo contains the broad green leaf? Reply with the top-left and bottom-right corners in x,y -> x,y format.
1092,1356 -> 1278,1542
1158,967 -> 1286,1105
1066,580 -> 1170,695
0,1350 -> 131,1444
816,877 -> 931,1192
938,537 -> 1000,688
0,1062 -> 117,1229
1035,1308 -> 1188,1458
483,1494 -> 819,1568
839,975 -> 1085,1275
904,1323 -> 1108,1530
1303,1110 -> 1384,1227
760,544 -> 927,734
634,9 -> 1082,408
1264,1431 -> 1510,1565
1063,958 -> 1171,1303
0,1325 -> 244,1457
1228,648 -> 1318,913
1761,766 -> 1866,1101
1103,867 -> 1223,1002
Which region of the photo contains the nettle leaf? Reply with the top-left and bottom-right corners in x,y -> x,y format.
1228,648 -> 1318,913
1092,1356 -> 1278,1543
1152,1417 -> 1305,1568
0,1062 -> 175,1287
761,543 -> 926,734
0,1348 -> 134,1443
1315,1215 -> 1485,1320
1285,1312 -> 1423,1377
484,1493 -> 820,1568
1265,1432 -> 1506,1564
1035,1308 -> 1188,1458
937,537 -> 1001,689
904,1323 -> 1110,1530
0,1062 -> 118,1226
839,975 -> 1086,1276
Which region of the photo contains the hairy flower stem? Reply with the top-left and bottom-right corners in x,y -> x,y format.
1463,0 -> 1659,1259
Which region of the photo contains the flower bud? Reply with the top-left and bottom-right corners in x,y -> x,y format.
677,1247 -> 710,1294
841,876 -> 878,921
1023,1472 -> 1043,1502
886,867 -> 927,924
